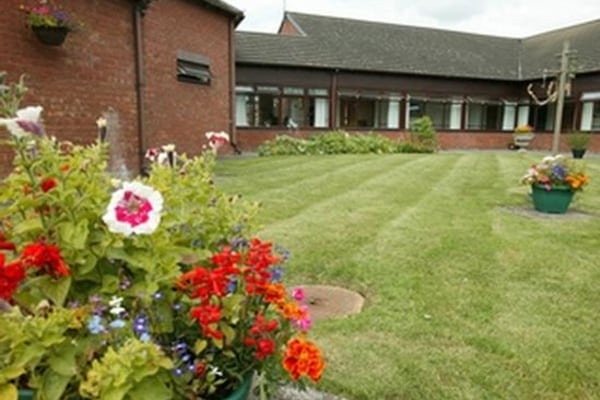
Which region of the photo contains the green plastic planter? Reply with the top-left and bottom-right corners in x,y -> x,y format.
18,389 -> 34,400
531,184 -> 574,214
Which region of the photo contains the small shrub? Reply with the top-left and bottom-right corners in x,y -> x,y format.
409,116 -> 438,150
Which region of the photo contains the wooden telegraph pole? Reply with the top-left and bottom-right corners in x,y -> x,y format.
552,41 -> 571,154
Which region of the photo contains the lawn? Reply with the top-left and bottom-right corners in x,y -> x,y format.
214,152 -> 600,400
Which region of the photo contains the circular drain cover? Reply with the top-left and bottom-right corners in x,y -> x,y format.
300,285 -> 364,321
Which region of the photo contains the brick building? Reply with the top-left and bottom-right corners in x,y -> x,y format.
235,13 -> 600,152
0,0 -> 242,176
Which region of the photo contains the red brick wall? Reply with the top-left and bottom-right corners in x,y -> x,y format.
143,0 -> 234,156
0,0 -> 235,176
236,128 -> 600,153
278,18 -> 302,36
0,0 -> 138,176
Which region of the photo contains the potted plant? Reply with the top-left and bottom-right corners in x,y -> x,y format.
0,77 -> 325,400
512,124 -> 535,149
566,131 -> 592,159
520,154 -> 589,214
19,0 -> 76,46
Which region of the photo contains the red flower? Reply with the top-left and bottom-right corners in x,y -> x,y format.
0,232 -> 16,252
177,265 -> 236,301
210,246 -> 241,269
0,253 -> 26,301
190,304 -> 223,339
40,177 -> 57,193
21,242 -> 70,277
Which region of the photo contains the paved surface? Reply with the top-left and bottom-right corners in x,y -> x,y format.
256,386 -> 347,400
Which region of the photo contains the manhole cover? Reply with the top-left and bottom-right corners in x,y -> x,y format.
299,285 -> 364,321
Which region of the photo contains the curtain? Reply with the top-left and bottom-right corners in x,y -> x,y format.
313,98 -> 329,128
502,104 -> 516,131
235,95 -> 248,127
580,102 -> 593,131
517,106 -> 529,126
386,100 -> 399,129
450,103 -> 462,129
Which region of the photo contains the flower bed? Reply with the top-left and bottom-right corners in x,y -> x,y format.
0,76 -> 324,399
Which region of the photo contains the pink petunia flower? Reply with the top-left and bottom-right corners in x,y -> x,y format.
102,181 -> 163,236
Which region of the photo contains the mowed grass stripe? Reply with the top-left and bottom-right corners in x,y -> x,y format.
218,154 -> 430,224
214,153 -> 600,400
254,155 -> 462,279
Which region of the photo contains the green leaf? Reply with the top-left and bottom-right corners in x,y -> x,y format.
0,384 -> 17,400
40,369 -> 71,400
77,254 -> 98,275
194,340 -> 208,355
13,218 -> 43,235
48,344 -> 77,376
219,322 -> 236,345
127,376 -> 172,400
37,276 -> 72,306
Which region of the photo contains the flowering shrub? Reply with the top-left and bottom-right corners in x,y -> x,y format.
521,154 -> 589,191
0,77 -> 324,399
19,0 -> 73,29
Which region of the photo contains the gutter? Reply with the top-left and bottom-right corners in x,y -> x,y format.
133,1 -> 150,174
229,18 -> 241,154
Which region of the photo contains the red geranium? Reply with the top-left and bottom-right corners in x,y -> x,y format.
21,241 -> 70,277
0,253 -> 26,301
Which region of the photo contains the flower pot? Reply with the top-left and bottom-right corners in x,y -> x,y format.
18,389 -> 34,400
531,184 -> 574,214
513,133 -> 534,149
571,148 -> 586,159
31,26 -> 70,46
223,374 -> 253,400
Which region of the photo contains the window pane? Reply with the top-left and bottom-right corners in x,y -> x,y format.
235,94 -> 254,127
283,87 -> 304,95
258,95 -> 279,127
310,98 -> 329,127
282,97 -> 305,127
467,103 -> 483,129
338,97 -> 375,128
257,86 -> 280,94
502,104 -> 516,131
593,102 -> 600,130
308,88 -> 328,96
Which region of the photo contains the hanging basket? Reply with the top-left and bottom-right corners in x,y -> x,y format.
31,26 -> 70,46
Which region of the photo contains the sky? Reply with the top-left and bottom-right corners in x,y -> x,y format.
227,0 -> 600,38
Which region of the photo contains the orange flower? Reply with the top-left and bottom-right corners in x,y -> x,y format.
565,174 -> 589,190
264,282 -> 286,305
283,336 -> 325,382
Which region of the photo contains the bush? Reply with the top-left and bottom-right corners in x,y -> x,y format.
257,130 -> 434,156
409,116 -> 438,150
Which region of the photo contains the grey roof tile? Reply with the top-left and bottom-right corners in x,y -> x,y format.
236,12 -> 600,81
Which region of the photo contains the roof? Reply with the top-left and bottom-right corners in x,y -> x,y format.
199,0 -> 244,25
235,12 -> 600,81
522,19 -> 600,79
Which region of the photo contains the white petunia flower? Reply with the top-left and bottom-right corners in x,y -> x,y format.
102,181 -> 164,236
0,106 -> 44,138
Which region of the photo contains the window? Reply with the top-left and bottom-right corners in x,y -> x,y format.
408,97 -> 461,130
176,50 -> 210,85
235,86 -> 255,127
282,87 -> 305,128
256,86 -> 280,127
466,100 -> 501,130
308,89 -> 329,128
502,102 -> 517,131
337,92 -> 400,129
580,99 -> 600,131
530,104 -> 554,131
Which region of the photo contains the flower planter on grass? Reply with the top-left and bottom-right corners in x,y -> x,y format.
531,184 -> 574,214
